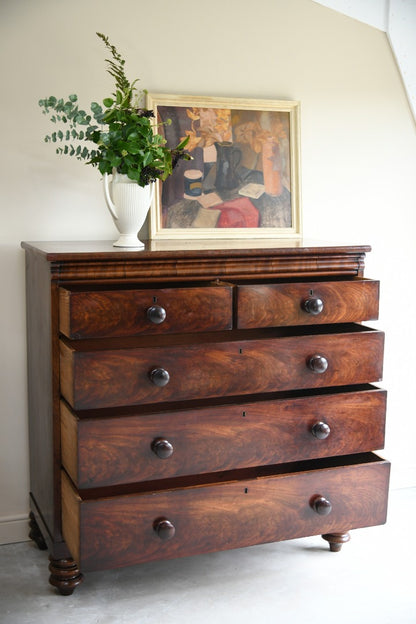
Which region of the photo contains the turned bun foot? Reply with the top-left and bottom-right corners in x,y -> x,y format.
322,532 -> 351,552
48,556 -> 83,595
28,512 -> 47,550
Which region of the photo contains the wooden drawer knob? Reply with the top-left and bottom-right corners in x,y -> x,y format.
151,438 -> 174,459
147,305 -> 167,325
307,354 -> 328,373
311,495 -> 332,516
149,368 -> 170,387
311,421 -> 331,439
153,518 -> 176,540
302,297 -> 324,315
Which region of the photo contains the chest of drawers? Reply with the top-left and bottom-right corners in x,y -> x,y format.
22,241 -> 390,595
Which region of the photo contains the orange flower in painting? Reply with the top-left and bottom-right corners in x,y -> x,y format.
234,114 -> 288,153
213,109 -> 232,142
182,129 -> 203,152
186,108 -> 200,122
234,121 -> 271,153
181,108 -> 232,150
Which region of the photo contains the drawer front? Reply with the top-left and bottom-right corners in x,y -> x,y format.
61,388 -> 387,488
62,455 -> 390,571
237,279 -> 379,328
59,285 -> 233,339
60,328 -> 384,410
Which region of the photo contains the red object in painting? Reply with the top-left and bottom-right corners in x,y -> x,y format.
213,197 -> 259,228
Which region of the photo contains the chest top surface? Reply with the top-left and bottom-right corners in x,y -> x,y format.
21,239 -> 371,282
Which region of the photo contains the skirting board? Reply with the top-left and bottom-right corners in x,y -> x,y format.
0,515 -> 30,545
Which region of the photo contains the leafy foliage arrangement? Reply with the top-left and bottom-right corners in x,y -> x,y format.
39,33 -> 189,186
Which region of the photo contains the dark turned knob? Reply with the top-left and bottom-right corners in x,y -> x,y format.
149,368 -> 170,387
147,305 -> 167,325
151,438 -> 174,459
302,297 -> 324,315
311,495 -> 332,516
307,354 -> 328,373
153,518 -> 176,540
311,421 -> 331,440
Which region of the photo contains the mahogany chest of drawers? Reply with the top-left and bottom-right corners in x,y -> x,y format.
22,240 -> 390,595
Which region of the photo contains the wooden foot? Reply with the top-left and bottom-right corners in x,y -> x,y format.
321,532 -> 350,552
28,512 -> 47,550
48,556 -> 83,595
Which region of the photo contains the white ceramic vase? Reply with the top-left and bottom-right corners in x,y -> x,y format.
103,170 -> 154,247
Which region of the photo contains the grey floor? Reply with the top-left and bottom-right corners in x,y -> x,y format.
1,487 -> 415,624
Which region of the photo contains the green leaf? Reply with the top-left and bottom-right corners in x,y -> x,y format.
103,97 -> 114,108
102,109 -> 117,123
127,168 -> 141,182
91,102 -> 102,114
90,130 -> 101,143
125,144 -> 141,155
176,136 -> 190,150
123,155 -> 135,168
69,94 -> 78,102
110,155 -> 122,168
98,160 -> 112,175
143,152 -> 153,166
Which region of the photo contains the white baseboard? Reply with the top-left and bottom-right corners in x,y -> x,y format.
0,514 -> 30,545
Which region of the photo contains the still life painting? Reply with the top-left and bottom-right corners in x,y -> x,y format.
147,95 -> 301,240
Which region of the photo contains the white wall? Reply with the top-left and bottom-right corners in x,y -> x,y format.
0,0 -> 415,544
388,0 -> 416,120
313,0 -> 416,121
313,0 -> 389,30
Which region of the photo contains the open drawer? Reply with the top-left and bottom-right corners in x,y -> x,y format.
59,282 -> 233,339
236,278 -> 379,328
61,386 -> 387,488
62,453 -> 390,572
60,325 -> 384,410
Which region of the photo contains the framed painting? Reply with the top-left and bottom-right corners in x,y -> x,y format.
147,94 -> 301,240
